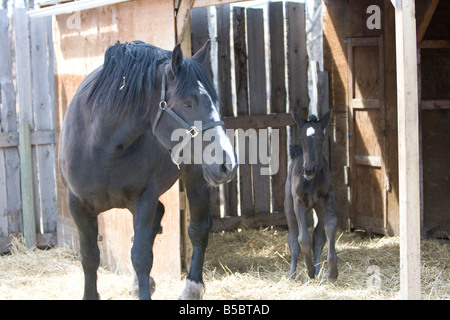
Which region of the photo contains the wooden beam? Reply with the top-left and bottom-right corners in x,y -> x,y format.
19,124 -> 36,248
193,0 -> 249,8
394,0 -> 421,300
0,130 -> 55,148
419,40 -> 450,49
27,0 -> 132,18
176,0 -> 195,43
417,0 -> 439,43
420,99 -> 450,110
222,113 -> 295,130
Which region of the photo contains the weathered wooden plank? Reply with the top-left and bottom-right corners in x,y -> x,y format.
0,9 -> 22,236
0,130 -> 56,148
190,7 -> 212,77
0,149 -> 8,246
19,124 -> 36,248
421,99 -> 450,110
418,39 -> 450,49
176,0 -> 195,42
222,113 -> 295,130
216,4 -> 233,117
194,0 -> 249,8
286,1 -> 308,145
216,4 -> 237,217
246,7 -> 270,214
416,0 -> 439,43
246,8 -> 267,116
233,7 -> 248,117
14,8 -> 34,127
269,1 -> 287,212
30,17 -> 57,236
394,0 -> 421,300
354,155 -> 382,168
233,6 -> 253,216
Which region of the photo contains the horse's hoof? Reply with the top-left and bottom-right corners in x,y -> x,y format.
327,271 -> 338,282
131,276 -> 156,298
179,279 -> 205,300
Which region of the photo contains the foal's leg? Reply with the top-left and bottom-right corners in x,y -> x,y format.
179,165 -> 211,300
324,190 -> 338,281
284,176 -> 300,279
131,185 -> 159,300
294,198 -> 315,279
68,189 -> 100,300
312,204 -> 327,276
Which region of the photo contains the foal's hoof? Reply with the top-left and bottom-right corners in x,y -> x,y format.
179,279 -> 205,300
307,269 -> 316,279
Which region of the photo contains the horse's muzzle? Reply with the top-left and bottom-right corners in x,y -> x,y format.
203,152 -> 237,186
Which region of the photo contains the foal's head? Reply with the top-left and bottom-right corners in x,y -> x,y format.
293,109 -> 332,180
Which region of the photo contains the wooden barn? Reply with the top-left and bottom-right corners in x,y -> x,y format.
322,0 -> 450,239
0,0 -> 446,300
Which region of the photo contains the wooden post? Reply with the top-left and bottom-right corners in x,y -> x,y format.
393,0 -> 421,300
19,123 -> 36,248
286,1 -> 309,146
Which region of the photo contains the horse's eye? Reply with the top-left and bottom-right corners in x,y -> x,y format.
184,103 -> 193,109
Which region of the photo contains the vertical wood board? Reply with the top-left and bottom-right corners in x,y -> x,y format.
246,7 -> 270,214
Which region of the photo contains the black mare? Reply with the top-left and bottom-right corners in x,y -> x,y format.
284,110 -> 338,281
58,40 -> 237,300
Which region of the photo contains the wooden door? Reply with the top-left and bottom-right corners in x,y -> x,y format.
348,36 -> 388,234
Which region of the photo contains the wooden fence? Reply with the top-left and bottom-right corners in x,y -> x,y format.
190,2 -> 313,230
0,9 -> 57,252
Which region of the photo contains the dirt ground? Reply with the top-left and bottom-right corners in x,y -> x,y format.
0,228 -> 448,300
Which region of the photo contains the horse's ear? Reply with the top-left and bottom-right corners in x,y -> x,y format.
319,108 -> 332,130
292,112 -> 307,129
171,43 -> 183,76
192,39 -> 211,64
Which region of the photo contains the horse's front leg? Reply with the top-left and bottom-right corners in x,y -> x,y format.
324,189 -> 338,281
294,198 -> 315,279
284,174 -> 300,279
180,165 -> 211,300
131,184 -> 159,300
68,189 -> 100,300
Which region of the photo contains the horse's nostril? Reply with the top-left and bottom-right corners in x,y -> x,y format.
221,162 -> 233,175
303,168 -> 315,177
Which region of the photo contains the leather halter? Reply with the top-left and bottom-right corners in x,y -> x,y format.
152,63 -> 225,168
152,64 -> 224,136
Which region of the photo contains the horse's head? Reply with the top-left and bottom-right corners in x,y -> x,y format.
152,41 -> 237,186
293,109 -> 332,180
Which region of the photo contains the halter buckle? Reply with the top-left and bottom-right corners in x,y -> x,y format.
159,100 -> 167,110
187,126 -> 199,138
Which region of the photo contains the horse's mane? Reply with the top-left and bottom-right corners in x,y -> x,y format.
85,41 -> 217,120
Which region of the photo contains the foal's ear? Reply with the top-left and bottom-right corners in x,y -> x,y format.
292,112 -> 307,129
319,108 -> 332,130
192,39 -> 211,64
171,43 -> 184,76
